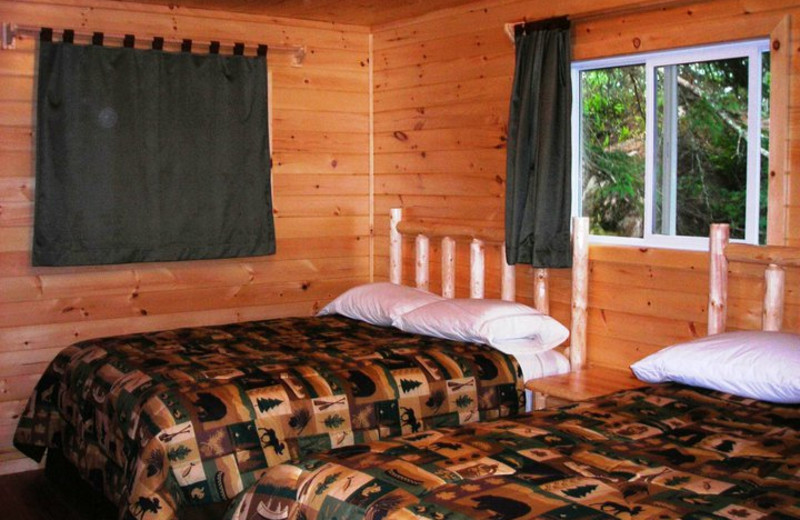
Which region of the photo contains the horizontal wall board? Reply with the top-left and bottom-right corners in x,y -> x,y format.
375,148 -> 506,174
0,299 -> 324,354
272,151 -> 369,175
0,256 -> 369,304
373,101 -> 508,133
374,126 -> 507,154
374,52 -> 513,92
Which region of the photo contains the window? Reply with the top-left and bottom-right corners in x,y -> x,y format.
572,40 -> 770,249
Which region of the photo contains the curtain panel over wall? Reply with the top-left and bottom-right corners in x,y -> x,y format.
33,38 -> 275,266
505,19 -> 572,268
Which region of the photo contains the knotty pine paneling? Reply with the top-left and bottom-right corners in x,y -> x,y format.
0,0 -> 370,474
372,0 -> 800,373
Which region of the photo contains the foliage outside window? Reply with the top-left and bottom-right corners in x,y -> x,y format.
572,40 -> 769,249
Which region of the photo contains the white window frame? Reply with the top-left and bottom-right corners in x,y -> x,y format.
571,39 -> 769,250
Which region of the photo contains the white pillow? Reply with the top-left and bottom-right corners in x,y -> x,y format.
630,331 -> 800,404
317,282 -> 443,327
393,299 -> 569,354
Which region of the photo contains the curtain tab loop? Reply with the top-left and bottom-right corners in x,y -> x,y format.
123,34 -> 135,48
62,29 -> 74,43
257,44 -> 267,57
233,42 -> 244,56
181,39 -> 192,53
152,37 -> 164,50
40,27 -> 53,42
92,32 -> 104,46
209,41 -> 220,54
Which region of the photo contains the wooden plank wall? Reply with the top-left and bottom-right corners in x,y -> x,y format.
0,0 -> 370,474
372,0 -> 800,368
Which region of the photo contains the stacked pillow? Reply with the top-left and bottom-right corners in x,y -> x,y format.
319,282 -> 570,355
317,282 -> 443,326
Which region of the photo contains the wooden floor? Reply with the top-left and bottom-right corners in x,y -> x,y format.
0,469 -> 115,520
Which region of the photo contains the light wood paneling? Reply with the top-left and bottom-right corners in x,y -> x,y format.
4,0 -> 800,478
373,0 -> 800,377
0,0 -> 370,473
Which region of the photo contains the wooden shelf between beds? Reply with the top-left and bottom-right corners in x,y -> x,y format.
526,366 -> 647,409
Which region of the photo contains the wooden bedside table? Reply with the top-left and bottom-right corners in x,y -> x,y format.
525,366 -> 647,410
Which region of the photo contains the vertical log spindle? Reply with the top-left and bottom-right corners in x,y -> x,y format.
415,235 -> 430,291
763,263 -> 785,331
389,208 -> 403,284
442,237 -> 456,298
708,223 -> 730,335
470,239 -> 485,299
501,243 -> 516,301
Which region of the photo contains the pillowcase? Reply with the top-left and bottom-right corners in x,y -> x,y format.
630,330 -> 800,404
393,298 -> 569,354
317,282 -> 443,327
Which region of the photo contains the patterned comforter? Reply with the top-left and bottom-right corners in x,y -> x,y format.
13,315 -> 524,520
226,384 -> 800,520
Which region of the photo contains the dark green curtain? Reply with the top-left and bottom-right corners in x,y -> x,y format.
33,39 -> 275,266
505,19 -> 572,268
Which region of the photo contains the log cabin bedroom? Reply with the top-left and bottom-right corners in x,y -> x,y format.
0,0 -> 798,519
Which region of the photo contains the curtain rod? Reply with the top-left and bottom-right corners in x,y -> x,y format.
1,23 -> 306,65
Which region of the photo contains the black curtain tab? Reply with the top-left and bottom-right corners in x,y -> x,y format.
33,41 -> 275,266
505,21 -> 573,268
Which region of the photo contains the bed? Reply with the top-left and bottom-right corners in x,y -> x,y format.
13,208 -> 587,520
224,223 -> 800,520
225,384 -> 799,520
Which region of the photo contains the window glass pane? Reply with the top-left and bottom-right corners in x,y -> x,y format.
580,65 -> 646,238
654,57 -> 751,239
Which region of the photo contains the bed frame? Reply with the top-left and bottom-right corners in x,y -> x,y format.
389,208 -> 590,372
709,223 -> 800,333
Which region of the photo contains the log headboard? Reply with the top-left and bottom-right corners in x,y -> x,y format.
709,223 -> 800,333
388,208 -> 590,372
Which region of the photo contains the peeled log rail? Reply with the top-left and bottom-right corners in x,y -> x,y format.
396,220 -> 505,243
725,243 -> 800,267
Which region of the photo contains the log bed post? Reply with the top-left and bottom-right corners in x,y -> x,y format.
570,217 -> 589,373
708,224 -> 730,335
390,208 -> 402,284
441,237 -> 456,298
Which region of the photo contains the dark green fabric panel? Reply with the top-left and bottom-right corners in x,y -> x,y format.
505,27 -> 572,268
33,42 -> 275,266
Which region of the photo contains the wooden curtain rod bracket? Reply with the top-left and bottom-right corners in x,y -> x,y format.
503,16 -> 570,44
2,22 -> 16,50
503,22 -> 516,44
0,22 -> 307,65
